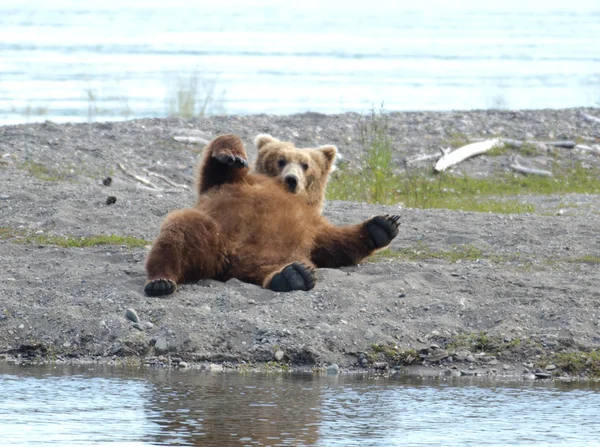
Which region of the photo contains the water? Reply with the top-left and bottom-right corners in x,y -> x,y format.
1,0 -> 599,124
1,363 -> 600,446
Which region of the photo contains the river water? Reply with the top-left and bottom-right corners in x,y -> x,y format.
1,0 -> 599,124
1,363 -> 599,446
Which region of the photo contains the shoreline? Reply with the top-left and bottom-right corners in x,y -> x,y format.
1,108 -> 599,381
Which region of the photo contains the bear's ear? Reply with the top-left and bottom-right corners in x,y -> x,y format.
318,145 -> 337,168
254,134 -> 277,150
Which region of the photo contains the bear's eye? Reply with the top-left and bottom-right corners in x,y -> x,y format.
277,158 -> 286,169
301,162 -> 309,171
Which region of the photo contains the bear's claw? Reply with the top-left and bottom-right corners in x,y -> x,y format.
366,214 -> 400,248
214,153 -> 249,169
268,262 -> 316,292
144,278 -> 177,297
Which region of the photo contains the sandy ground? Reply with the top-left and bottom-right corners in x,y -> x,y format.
1,109 -> 599,378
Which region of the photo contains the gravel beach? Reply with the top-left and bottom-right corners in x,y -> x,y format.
1,108 -> 599,379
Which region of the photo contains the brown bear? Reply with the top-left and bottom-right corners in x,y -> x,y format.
144,134 -> 400,296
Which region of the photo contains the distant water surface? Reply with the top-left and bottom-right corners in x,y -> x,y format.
1,363 -> 600,446
0,0 -> 599,124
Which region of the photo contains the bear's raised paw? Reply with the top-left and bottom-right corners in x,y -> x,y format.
366,214 -> 400,249
144,278 -> 177,297
268,262 -> 316,292
214,153 -> 249,169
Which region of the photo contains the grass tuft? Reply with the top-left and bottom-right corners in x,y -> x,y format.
0,228 -> 149,248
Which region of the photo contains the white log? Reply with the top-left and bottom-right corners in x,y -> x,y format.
117,162 -> 161,190
575,144 -> 600,156
173,136 -> 210,145
143,169 -> 190,190
434,138 -> 501,172
580,112 -> 600,125
404,152 -> 441,166
510,157 -> 553,177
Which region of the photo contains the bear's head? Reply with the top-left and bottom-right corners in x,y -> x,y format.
253,134 -> 337,212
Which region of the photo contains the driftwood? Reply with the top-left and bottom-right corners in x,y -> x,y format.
581,112 -> 600,125
143,169 -> 190,190
574,144 -> 600,156
510,157 -> 553,177
117,162 -> 161,190
434,138 -> 501,172
404,152 -> 442,166
173,136 -> 210,145
502,138 -> 575,149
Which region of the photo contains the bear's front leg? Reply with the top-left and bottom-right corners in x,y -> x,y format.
311,214 -> 400,268
196,134 -> 249,195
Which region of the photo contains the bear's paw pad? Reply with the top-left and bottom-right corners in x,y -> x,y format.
366,214 -> 400,248
144,278 -> 177,297
268,262 -> 315,292
214,153 -> 248,169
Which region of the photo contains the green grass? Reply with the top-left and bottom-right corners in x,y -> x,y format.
370,244 -> 488,264
328,109 -> 600,214
552,350 -> 600,377
21,161 -> 72,181
167,74 -> 226,118
446,332 -> 521,355
327,162 -> 600,214
0,228 -> 149,248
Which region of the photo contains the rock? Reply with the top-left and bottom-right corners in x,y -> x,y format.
373,362 -> 388,370
316,322 -> 332,332
125,308 -> 140,323
132,323 -> 145,331
274,350 -> 284,361
0,195 -> 10,200
145,321 -> 154,329
209,363 -> 223,372
398,293 -> 406,298
534,371 -> 552,379
424,350 -> 449,362
326,364 -> 340,375
364,329 -> 374,340
360,357 -> 368,366
178,361 -> 189,368
503,364 -> 510,370
545,364 -> 556,371
148,126 -> 163,137
154,337 -> 168,354
466,355 -> 475,363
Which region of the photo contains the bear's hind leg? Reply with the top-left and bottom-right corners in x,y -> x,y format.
266,261 -> 316,292
145,208 -> 229,296
229,258 -> 316,292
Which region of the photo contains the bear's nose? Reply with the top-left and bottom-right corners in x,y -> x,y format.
284,175 -> 298,192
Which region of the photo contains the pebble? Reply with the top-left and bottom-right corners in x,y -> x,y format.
503,364 -> 510,370
373,362 -> 388,370
545,364 -> 556,371
145,321 -> 154,329
359,307 -> 367,313
534,371 -> 552,379
274,350 -> 284,361
0,195 -> 10,200
106,196 -> 117,205
125,308 -> 140,323
316,322 -> 332,332
178,361 -> 189,368
148,126 -> 164,137
132,323 -> 145,331
466,355 -> 475,363
209,363 -> 223,372
364,329 -> 374,340
18,324 -> 24,329
326,363 -> 340,375
154,337 -> 168,353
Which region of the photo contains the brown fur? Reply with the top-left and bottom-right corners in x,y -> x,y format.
145,134 -> 399,293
